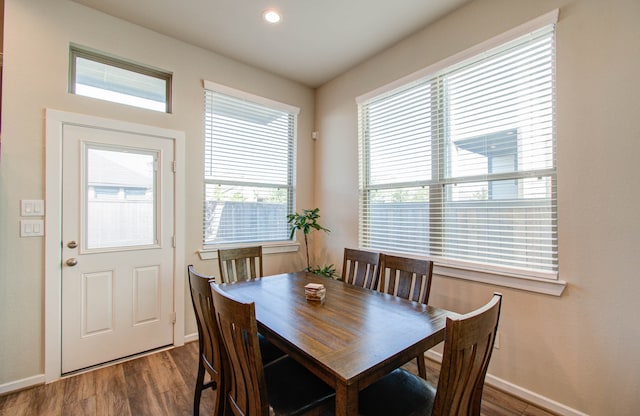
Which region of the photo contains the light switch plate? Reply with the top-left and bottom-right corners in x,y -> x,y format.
20,219 -> 45,237
21,200 -> 45,216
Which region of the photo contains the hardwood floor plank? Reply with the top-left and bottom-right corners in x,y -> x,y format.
167,340 -> 199,385
62,369 -> 96,405
146,350 -> 185,394
122,358 -> 165,416
0,385 -> 36,412
482,385 -> 530,414
160,353 -> 195,415
0,404 -> 30,416
0,342 -> 560,416
158,387 -> 192,416
167,341 -> 219,415
481,399 -> 523,416
61,395 -> 97,416
94,363 -> 132,416
22,379 -> 65,416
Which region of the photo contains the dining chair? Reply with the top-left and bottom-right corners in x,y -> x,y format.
341,248 -> 380,290
217,246 -> 263,284
188,265 -> 286,416
377,253 -> 434,379
357,293 -> 503,416
217,246 -> 286,363
187,265 -> 226,416
210,282 -> 336,416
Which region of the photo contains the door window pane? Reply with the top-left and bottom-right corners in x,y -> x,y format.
85,147 -> 156,249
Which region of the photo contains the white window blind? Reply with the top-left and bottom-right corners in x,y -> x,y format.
358,24 -> 557,276
203,84 -> 297,246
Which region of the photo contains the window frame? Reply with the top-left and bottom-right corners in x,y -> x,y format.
69,45 -> 172,113
356,10 -> 565,296
200,80 -> 299,253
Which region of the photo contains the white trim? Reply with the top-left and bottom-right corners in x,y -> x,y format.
486,373 -> 589,416
0,374 -> 45,395
378,249 -> 565,296
356,9 -> 559,104
434,263 -> 566,296
184,332 -> 199,343
203,80 -> 300,115
44,109 -> 186,383
198,240 -> 300,260
45,111 -> 64,383
172,125 -> 186,349
424,351 -> 587,416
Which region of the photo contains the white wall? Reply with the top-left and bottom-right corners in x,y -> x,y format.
315,0 -> 640,415
0,0 -> 314,385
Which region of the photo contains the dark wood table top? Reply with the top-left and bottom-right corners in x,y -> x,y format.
220,271 -> 454,415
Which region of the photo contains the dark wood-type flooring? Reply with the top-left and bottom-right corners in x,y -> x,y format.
0,342 -> 558,416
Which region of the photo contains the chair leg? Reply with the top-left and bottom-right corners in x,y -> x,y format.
215,383 -> 225,416
194,361 -> 205,416
416,353 -> 427,380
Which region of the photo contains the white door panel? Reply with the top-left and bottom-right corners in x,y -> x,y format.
133,265 -> 161,325
82,269 -> 114,336
61,124 -> 174,374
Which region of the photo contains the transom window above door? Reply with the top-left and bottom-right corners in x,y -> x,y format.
69,45 -> 172,113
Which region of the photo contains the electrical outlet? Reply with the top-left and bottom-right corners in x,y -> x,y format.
494,331 -> 500,349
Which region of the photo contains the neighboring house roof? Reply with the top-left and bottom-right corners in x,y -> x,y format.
87,149 -> 153,188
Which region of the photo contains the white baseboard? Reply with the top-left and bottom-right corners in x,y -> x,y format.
184,332 -> 198,343
0,374 -> 45,395
424,351 -> 588,416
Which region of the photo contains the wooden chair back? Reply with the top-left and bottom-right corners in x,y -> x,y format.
342,248 -> 380,290
433,293 -> 503,416
210,282 -> 269,416
217,246 -> 263,284
187,265 -> 225,416
378,253 -> 434,379
378,254 -> 434,304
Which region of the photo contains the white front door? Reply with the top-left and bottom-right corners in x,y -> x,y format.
61,124 -> 175,374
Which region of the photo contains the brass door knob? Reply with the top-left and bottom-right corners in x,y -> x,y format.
66,258 -> 78,267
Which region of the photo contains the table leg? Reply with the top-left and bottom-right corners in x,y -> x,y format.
335,383 -> 358,416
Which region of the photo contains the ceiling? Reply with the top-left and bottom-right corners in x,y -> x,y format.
71,0 -> 472,88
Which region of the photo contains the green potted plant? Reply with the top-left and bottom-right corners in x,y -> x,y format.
287,208 -> 336,278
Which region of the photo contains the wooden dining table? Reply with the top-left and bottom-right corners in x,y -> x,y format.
219,271 -> 454,416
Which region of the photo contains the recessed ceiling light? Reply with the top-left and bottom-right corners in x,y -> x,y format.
263,9 -> 281,24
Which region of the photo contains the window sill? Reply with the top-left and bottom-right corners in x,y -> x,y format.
434,262 -> 566,296
377,250 -> 566,296
198,241 -> 300,260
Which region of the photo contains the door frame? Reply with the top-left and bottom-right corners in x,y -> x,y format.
44,109 -> 186,382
